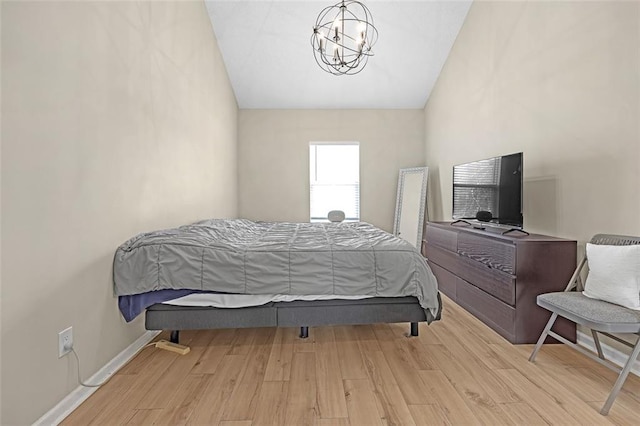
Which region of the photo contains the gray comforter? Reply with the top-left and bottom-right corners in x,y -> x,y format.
114,219 -> 440,320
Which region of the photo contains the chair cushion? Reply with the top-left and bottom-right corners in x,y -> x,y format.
582,243 -> 640,310
538,292 -> 640,333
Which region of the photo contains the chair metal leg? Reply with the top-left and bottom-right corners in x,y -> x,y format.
592,330 -> 605,360
600,336 -> 640,415
529,313 -> 558,362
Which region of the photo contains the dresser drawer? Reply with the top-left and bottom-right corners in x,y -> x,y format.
425,224 -> 458,253
456,279 -> 516,341
428,261 -> 457,300
458,233 -> 516,274
426,244 -> 515,305
457,255 -> 515,305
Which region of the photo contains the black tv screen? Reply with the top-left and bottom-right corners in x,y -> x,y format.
452,152 -> 523,228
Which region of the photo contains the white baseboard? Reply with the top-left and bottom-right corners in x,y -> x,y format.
576,330 -> 640,377
33,330 -> 161,426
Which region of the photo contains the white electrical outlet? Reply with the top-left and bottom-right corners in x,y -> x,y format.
58,326 -> 73,358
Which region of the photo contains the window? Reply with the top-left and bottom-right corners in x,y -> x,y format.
309,143 -> 360,222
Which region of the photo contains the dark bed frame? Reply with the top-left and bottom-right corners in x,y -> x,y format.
145,295 -> 438,343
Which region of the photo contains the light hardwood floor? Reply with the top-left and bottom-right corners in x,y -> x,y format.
63,296 -> 640,425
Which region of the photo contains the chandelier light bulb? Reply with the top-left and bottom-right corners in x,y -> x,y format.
310,0 -> 378,75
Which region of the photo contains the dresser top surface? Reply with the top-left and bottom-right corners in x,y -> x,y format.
426,221 -> 576,244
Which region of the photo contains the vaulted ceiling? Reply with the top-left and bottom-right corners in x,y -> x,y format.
205,1 -> 472,109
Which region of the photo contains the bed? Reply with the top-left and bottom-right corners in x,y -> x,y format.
114,219 -> 441,343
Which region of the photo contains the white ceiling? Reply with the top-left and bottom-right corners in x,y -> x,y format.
205,1 -> 472,109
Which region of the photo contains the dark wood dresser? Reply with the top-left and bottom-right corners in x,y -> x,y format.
423,221 -> 577,344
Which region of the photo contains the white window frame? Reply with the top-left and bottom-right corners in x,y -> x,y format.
309,142 -> 360,222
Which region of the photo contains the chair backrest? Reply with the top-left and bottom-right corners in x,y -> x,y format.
328,210 -> 346,223
590,234 -> 640,246
574,234 -> 640,291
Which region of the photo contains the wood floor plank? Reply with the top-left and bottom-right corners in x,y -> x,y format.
520,343 -> 640,404
361,350 -> 397,386
117,340 -> 161,375
344,379 -> 384,426
61,375 -> 135,425
252,381 -> 289,426
378,337 -> 434,405
293,330 -> 316,353
416,322 -> 444,346
315,327 -> 349,419
333,326 -> 368,380
228,327 -> 258,355
407,404 -> 451,426
361,350 -> 415,426
223,328 -> 276,421
137,330 -> 214,409
539,343 -> 598,367
284,352 -> 317,425
125,409 -> 163,425
210,328 -> 238,346
154,374 -> 211,426
573,365 -> 640,405
404,334 -> 436,371
370,382 -> 416,426
494,368 -> 595,425
87,349 -> 180,424
587,398 -> 640,426
417,370 -> 480,425
190,345 -> 231,374
435,315 -> 513,370
264,327 -> 295,381
372,383 -> 415,426
186,355 -> 248,425
427,322 -> 520,404
352,324 -> 382,353
314,419 -> 351,426
492,345 -> 614,425
498,402 -> 548,425
387,322 -> 416,339
422,344 -> 511,425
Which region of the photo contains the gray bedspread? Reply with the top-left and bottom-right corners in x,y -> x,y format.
114,219 -> 440,320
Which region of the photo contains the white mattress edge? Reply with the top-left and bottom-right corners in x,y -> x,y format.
162,293 -> 374,308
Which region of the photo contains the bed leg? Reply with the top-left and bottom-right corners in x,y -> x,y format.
410,322 -> 419,337
299,326 -> 309,339
170,330 -> 180,344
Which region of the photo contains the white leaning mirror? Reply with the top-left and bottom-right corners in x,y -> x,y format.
393,167 -> 429,248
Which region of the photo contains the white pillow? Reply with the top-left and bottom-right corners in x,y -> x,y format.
582,243 -> 640,310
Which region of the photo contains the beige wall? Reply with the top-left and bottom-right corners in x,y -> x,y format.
239,110 -> 425,232
1,1 -> 238,424
424,0 -> 639,243
424,1 -> 639,352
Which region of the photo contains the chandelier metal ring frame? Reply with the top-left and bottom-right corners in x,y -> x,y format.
311,0 -> 378,76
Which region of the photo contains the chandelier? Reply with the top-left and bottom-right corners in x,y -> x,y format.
311,0 -> 378,76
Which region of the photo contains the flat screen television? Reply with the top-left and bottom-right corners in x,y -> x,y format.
452,152 -> 523,228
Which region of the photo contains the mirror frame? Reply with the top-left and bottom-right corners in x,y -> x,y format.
393,167 -> 429,248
